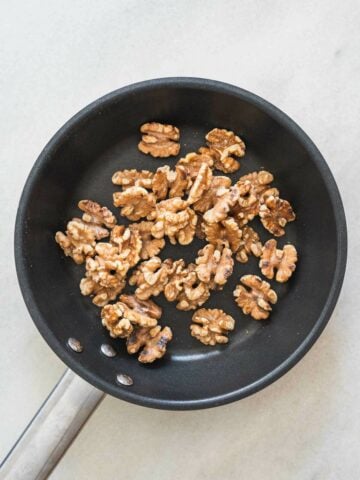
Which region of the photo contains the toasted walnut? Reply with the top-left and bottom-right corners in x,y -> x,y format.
163,259 -> 187,302
149,197 -> 197,245
191,308 -> 235,345
259,194 -> 295,236
113,186 -> 156,221
127,326 -> 173,363
259,239 -> 298,282
111,169 -> 153,189
203,217 -> 242,253
203,185 -> 240,224
152,165 -> 191,200
78,200 -> 117,229
205,128 -> 245,173
186,163 -> 213,205
176,264 -> 210,311
80,242 -> 130,306
235,226 -> 262,263
110,225 -> 142,267
101,296 -> 160,339
55,217 -> 109,264
193,175 -> 232,213
233,171 -> 275,226
138,122 -> 180,158
177,150 -> 214,178
234,275 -> 277,320
129,221 -> 165,260
195,243 -> 234,289
129,257 -> 175,300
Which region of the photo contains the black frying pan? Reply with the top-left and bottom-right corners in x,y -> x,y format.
14,78 -> 347,411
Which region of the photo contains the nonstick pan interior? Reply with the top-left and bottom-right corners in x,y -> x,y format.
15,78 -> 347,409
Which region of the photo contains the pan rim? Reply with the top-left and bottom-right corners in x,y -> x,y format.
14,77 -> 347,410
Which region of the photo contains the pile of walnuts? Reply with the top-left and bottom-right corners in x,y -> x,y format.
56,123 -> 298,363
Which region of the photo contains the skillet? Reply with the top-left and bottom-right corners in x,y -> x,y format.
6,78 -> 347,477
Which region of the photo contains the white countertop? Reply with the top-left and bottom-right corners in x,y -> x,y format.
1,1 -> 359,478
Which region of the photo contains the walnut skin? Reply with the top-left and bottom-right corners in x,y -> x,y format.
149,197 -> 197,245
234,275 -> 277,320
111,169 -> 154,189
235,226 -> 262,263
120,294 -> 162,320
129,221 -> 165,260
113,186 -> 156,221
126,326 -> 173,363
195,243 -> 234,289
205,128 -> 246,173
138,122 -> 180,158
203,217 -> 242,253
259,239 -> 298,282
163,259 -> 188,302
259,194 -> 296,236
191,308 -> 235,345
186,163 -> 213,205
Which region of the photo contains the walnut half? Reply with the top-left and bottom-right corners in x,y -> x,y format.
259,239 -> 298,282
138,122 -> 180,158
191,308 -> 235,345
234,275 -> 277,320
127,326 -> 173,363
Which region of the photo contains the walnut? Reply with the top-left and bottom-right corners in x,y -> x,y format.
205,128 -> 245,173
177,150 -> 214,178
129,221 -> 165,260
259,194 -> 295,236
233,171 -> 275,226
113,186 -> 156,221
112,169 -> 153,189
259,239 -> 298,282
101,295 -> 161,339
235,226 -> 262,263
163,259 -> 187,302
203,217 -> 242,253
193,175 -> 232,213
203,185 -> 240,224
233,275 -> 277,320
149,197 -> 197,245
110,225 -> 142,267
138,122 -> 180,158
186,163 -> 213,205
78,200 -> 117,229
152,165 -> 191,200
127,326 -> 173,363
129,257 -> 175,300
195,243 -> 234,289
176,264 -> 210,311
80,242 -> 130,306
55,218 -> 108,264
191,308 -> 235,345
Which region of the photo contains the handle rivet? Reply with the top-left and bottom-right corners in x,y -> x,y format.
67,338 -> 83,353
100,344 -> 117,358
116,373 -> 133,386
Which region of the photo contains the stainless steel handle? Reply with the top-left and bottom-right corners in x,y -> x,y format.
1,369 -> 105,480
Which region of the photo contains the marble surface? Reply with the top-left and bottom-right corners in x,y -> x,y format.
1,0 -> 359,478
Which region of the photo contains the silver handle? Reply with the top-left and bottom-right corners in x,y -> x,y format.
1,369 -> 105,479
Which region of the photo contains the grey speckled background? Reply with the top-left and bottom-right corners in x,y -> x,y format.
1,1 -> 359,478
